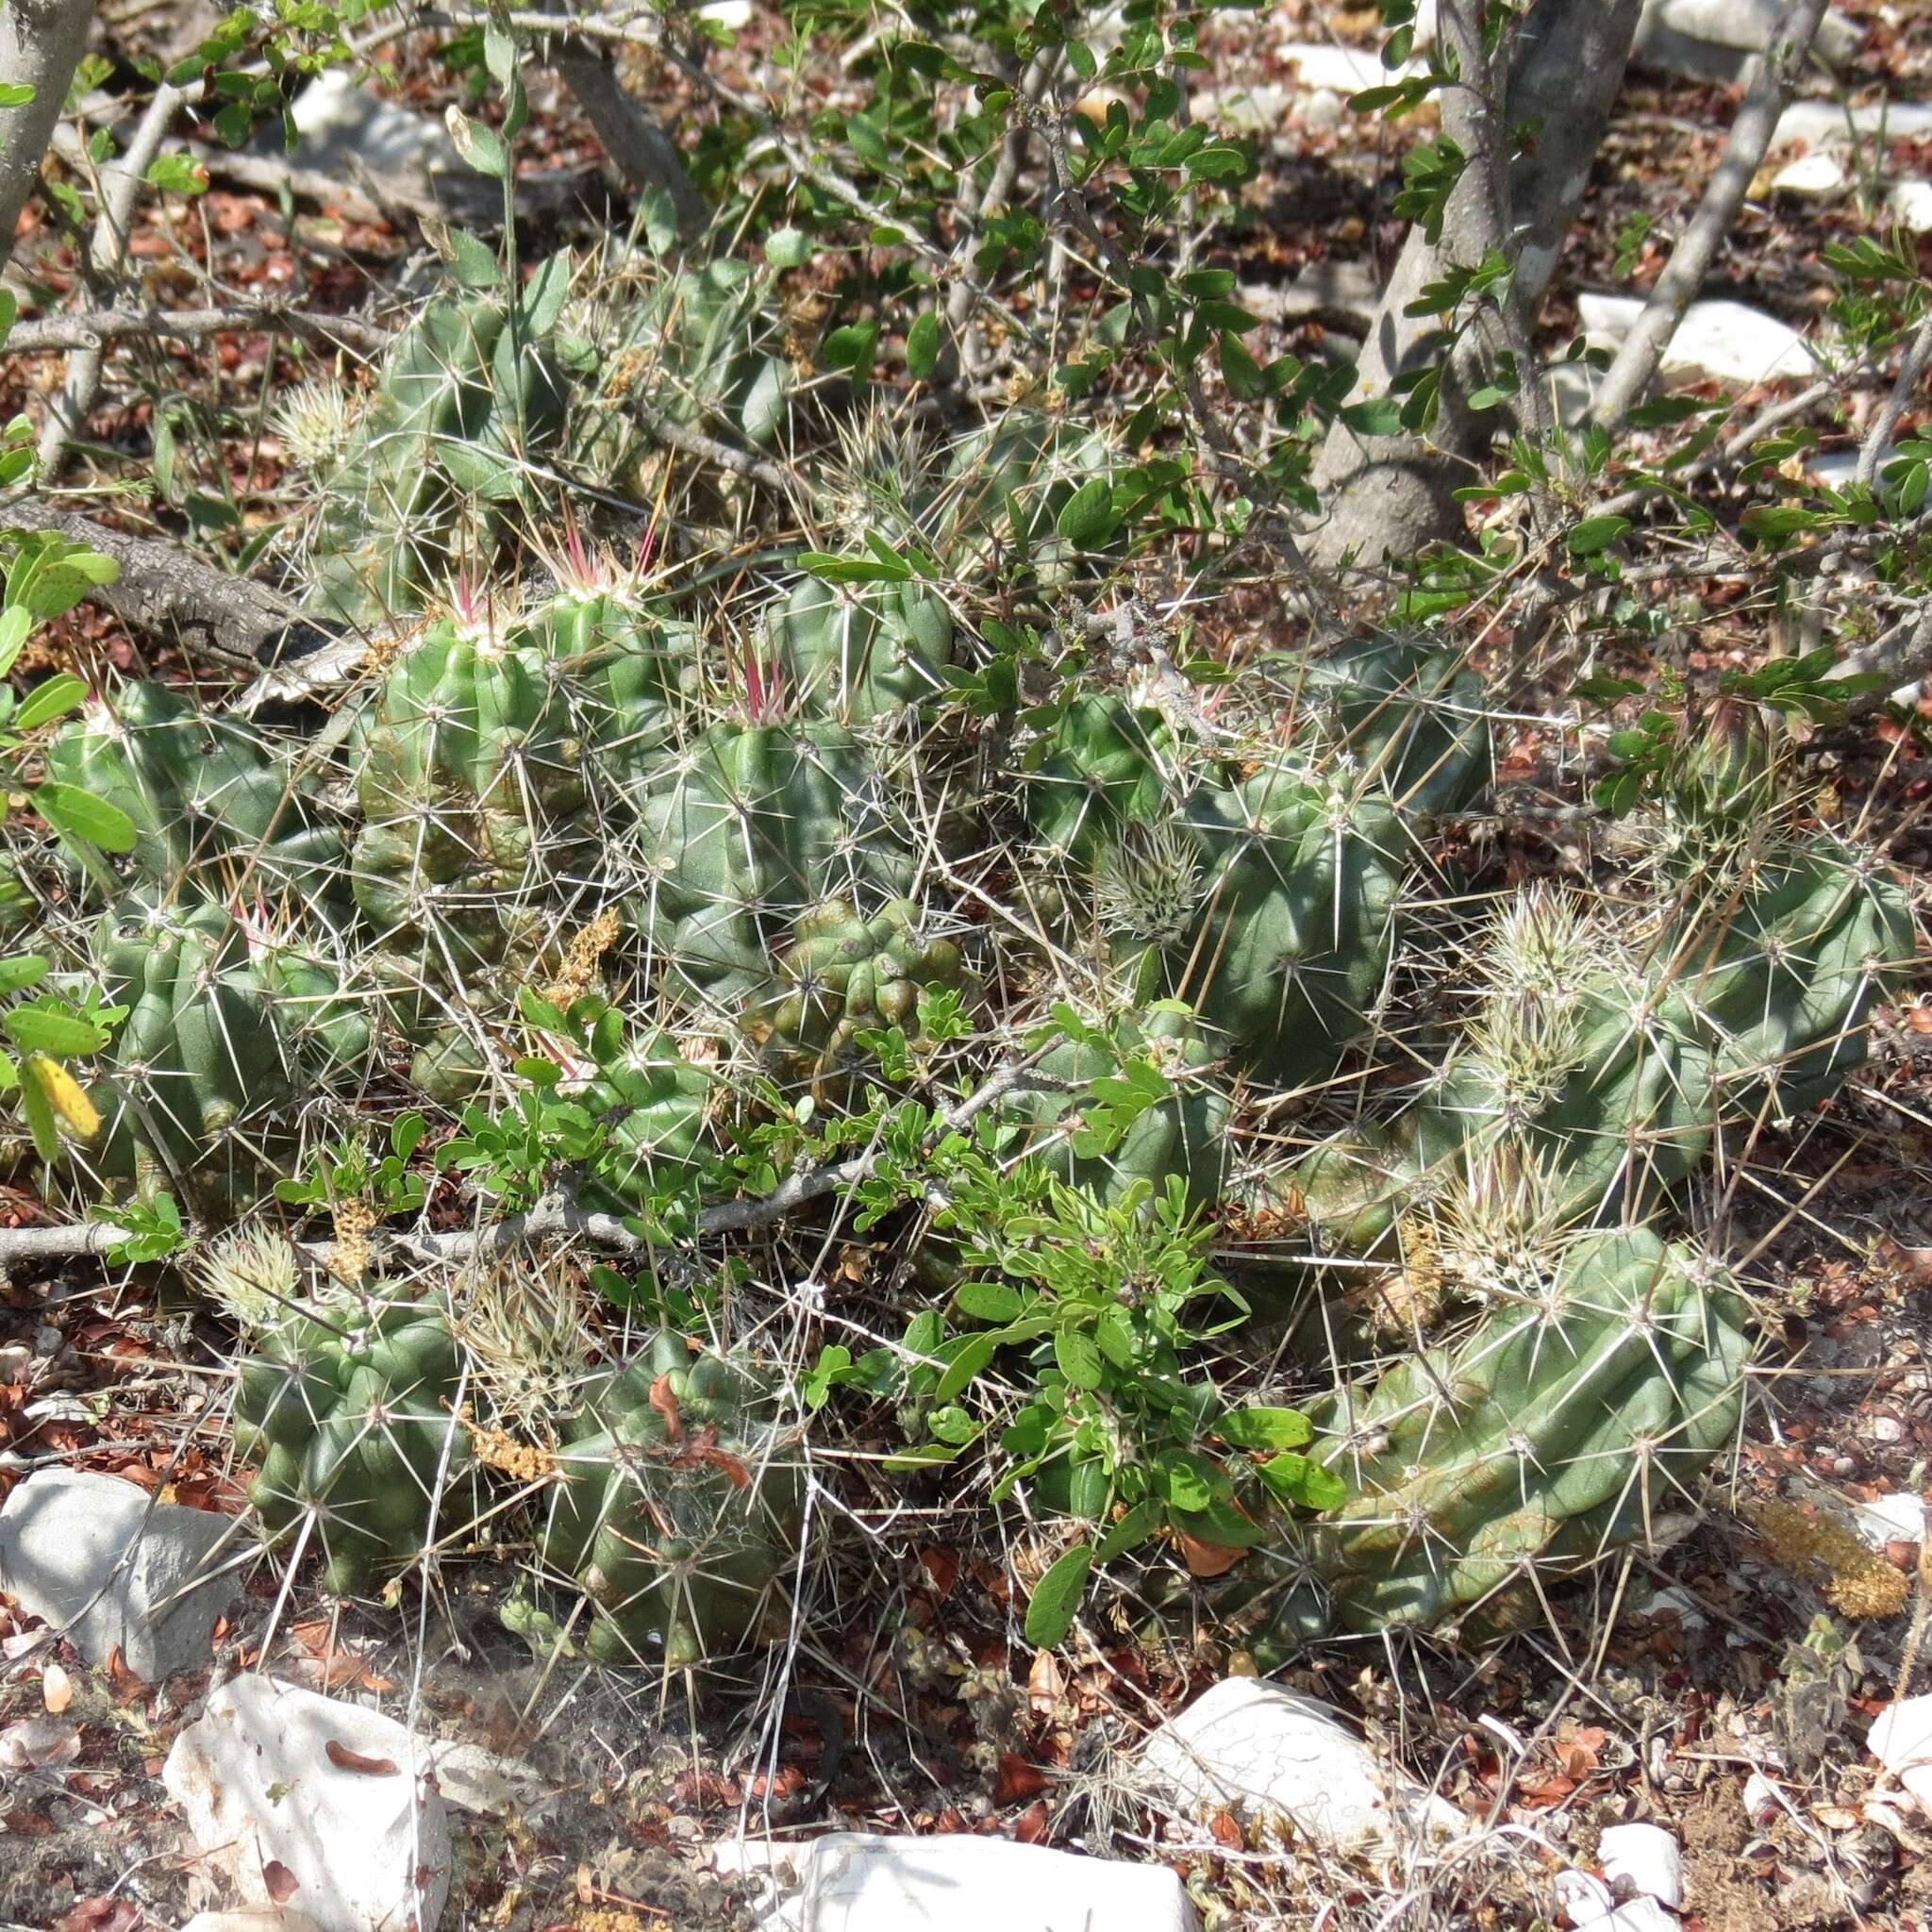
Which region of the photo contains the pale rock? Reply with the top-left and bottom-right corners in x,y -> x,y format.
1777,99 -> 1932,151
1275,43 -> 1419,94
1195,84 -> 1294,134
288,71 -> 460,187
1891,180 -> 1932,233
1806,450 -> 1870,490
1773,151 -> 1849,196
1742,1771 -> 1783,1826
163,1675 -> 453,1932
424,1739 -> 545,1817
1636,0 -> 1862,82
178,1915 -> 328,1932
1855,1491 -> 1927,1549
1301,88 -> 1346,134
1870,1692 -> 1932,1812
1597,1823 -> 1684,1909
1134,1678 -> 1466,1859
0,1467 -> 238,1682
1635,1584 -> 1708,1630
1547,360 -> 1604,428
1603,1903 -> 1679,1932
696,0 -> 755,25
713,1833 -> 1198,1932
1555,1869 -> 1616,1925
1576,292 -> 1813,386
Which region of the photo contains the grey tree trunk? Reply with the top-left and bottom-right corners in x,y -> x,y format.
1307,0 -> 1643,572
0,0 -> 98,258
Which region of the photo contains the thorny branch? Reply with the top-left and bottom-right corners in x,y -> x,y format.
3,1054 -> 1057,1273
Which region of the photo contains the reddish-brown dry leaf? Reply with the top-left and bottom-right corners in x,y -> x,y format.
1177,1531 -> 1249,1579
1027,1648 -> 1065,1716
648,1374 -> 684,1442
325,1739 -> 399,1776
105,1645 -> 146,1703
993,1753 -> 1049,1805
52,1899 -> 140,1932
1208,1808 -> 1245,1850
1011,1800 -> 1051,1843
919,1547 -> 959,1598
262,1862 -> 300,1904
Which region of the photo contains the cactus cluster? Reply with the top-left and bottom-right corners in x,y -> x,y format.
29,239 -> 1921,1685
1204,1227 -> 1751,1662
1299,841 -> 1914,1253
231,1293 -> 474,1596
746,896 -> 974,1097
538,1331 -> 805,1666
308,292 -> 567,626
204,1233 -> 799,1674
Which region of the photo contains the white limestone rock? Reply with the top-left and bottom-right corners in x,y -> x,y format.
1636,0 -> 1862,82
1891,180 -> 1932,233
286,70 -> 473,203
1777,99 -> 1932,151
1597,1823 -> 1684,1908
1871,1692 -> 1932,1813
1133,1678 -> 1466,1860
163,1675 -> 453,1932
1576,293 -> 1814,386
712,1832 -> 1199,1932
1275,43 -> 1419,94
0,1467 -> 238,1682
1773,151 -> 1849,197
177,1915 -> 328,1932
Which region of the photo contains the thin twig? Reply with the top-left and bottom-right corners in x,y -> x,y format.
1857,308 -> 1932,490
38,79 -> 203,476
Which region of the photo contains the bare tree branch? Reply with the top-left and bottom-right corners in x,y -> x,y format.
7,304 -> 393,357
1588,0 -> 1830,431
545,35 -> 708,239
1308,0 -> 1644,570
0,495 -> 332,673
38,80 -> 203,477
0,0 -> 98,256
1857,309 -> 1932,491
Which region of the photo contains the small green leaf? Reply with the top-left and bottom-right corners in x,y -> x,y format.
445,228 -> 502,290
1340,396 -> 1405,438
145,154 -> 208,195
824,321 -> 879,381
445,108 -> 510,177
956,1280 -> 1023,1322
0,955 -> 48,995
1568,514 -> 1631,558
1055,476 -> 1119,549
905,309 -> 941,380
1054,1325 -> 1104,1391
1257,1452 -> 1348,1511
18,1070 -> 58,1162
1095,1498 -> 1161,1560
766,225 -> 811,269
4,1006 -> 104,1058
1023,1542 -> 1093,1647
0,606 -> 32,677
35,782 -> 138,854
1216,1405 -> 1314,1451
15,672 -> 88,733
0,83 -> 35,108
